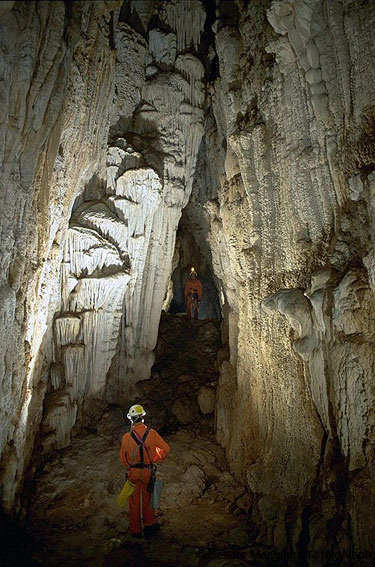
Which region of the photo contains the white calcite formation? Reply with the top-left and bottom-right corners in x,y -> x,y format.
197,0 -> 375,560
1,0 -> 375,563
42,0 -> 207,452
109,2 -> 206,392
0,0 -> 122,509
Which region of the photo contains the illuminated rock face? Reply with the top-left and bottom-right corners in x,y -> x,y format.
203,0 -> 375,558
0,0 -> 121,509
0,0 -> 207,506
40,1 -> 207,450
1,0 -> 375,560
105,1 -> 206,395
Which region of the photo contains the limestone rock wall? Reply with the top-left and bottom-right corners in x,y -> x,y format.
0,0 -> 121,509
201,0 -> 375,559
0,0 -> 208,508
45,0 -> 208,450
112,0 -> 207,389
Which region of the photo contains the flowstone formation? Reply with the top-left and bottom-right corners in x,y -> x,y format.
1,1 -> 375,565
202,2 -> 375,562
44,0 -> 208,453
0,0 -> 208,507
0,0 -> 122,511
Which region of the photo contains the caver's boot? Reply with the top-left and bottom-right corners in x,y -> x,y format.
143,524 -> 160,538
131,532 -> 144,539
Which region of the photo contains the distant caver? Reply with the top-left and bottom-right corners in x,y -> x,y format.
185,267 -> 203,319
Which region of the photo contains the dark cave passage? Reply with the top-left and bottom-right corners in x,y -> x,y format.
168,220 -> 221,321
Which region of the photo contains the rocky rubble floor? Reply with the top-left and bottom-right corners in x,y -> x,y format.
134,314 -> 223,432
24,422 -> 277,567
19,315 -> 281,566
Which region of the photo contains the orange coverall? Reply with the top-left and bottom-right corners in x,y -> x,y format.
120,423 -> 170,534
184,277 -> 202,319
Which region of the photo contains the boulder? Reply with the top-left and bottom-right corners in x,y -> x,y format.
182,465 -> 206,499
197,386 -> 216,415
228,527 -> 249,549
171,398 -> 195,424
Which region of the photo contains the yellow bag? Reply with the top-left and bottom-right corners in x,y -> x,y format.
117,480 -> 136,508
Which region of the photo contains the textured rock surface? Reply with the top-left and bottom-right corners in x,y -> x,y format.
44,0 -> 208,452
1,0 -> 375,564
0,0 -> 207,506
199,0 -> 375,561
0,0 -> 121,510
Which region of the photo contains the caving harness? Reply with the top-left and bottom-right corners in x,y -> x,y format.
127,427 -> 156,492
127,428 -> 153,469
188,290 -> 199,300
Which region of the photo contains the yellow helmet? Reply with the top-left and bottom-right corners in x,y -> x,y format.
127,404 -> 146,421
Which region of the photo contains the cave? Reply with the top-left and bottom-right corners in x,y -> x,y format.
1,0 -> 375,566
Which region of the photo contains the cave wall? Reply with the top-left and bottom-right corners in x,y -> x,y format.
46,0 -> 208,450
0,0 -> 121,510
202,0 -> 375,559
0,0 -> 208,508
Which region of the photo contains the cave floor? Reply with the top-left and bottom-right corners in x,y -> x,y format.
26,425 -> 275,567
23,316 -> 280,566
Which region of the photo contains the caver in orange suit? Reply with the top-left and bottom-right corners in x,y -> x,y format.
120,421 -> 170,535
184,273 -> 202,319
